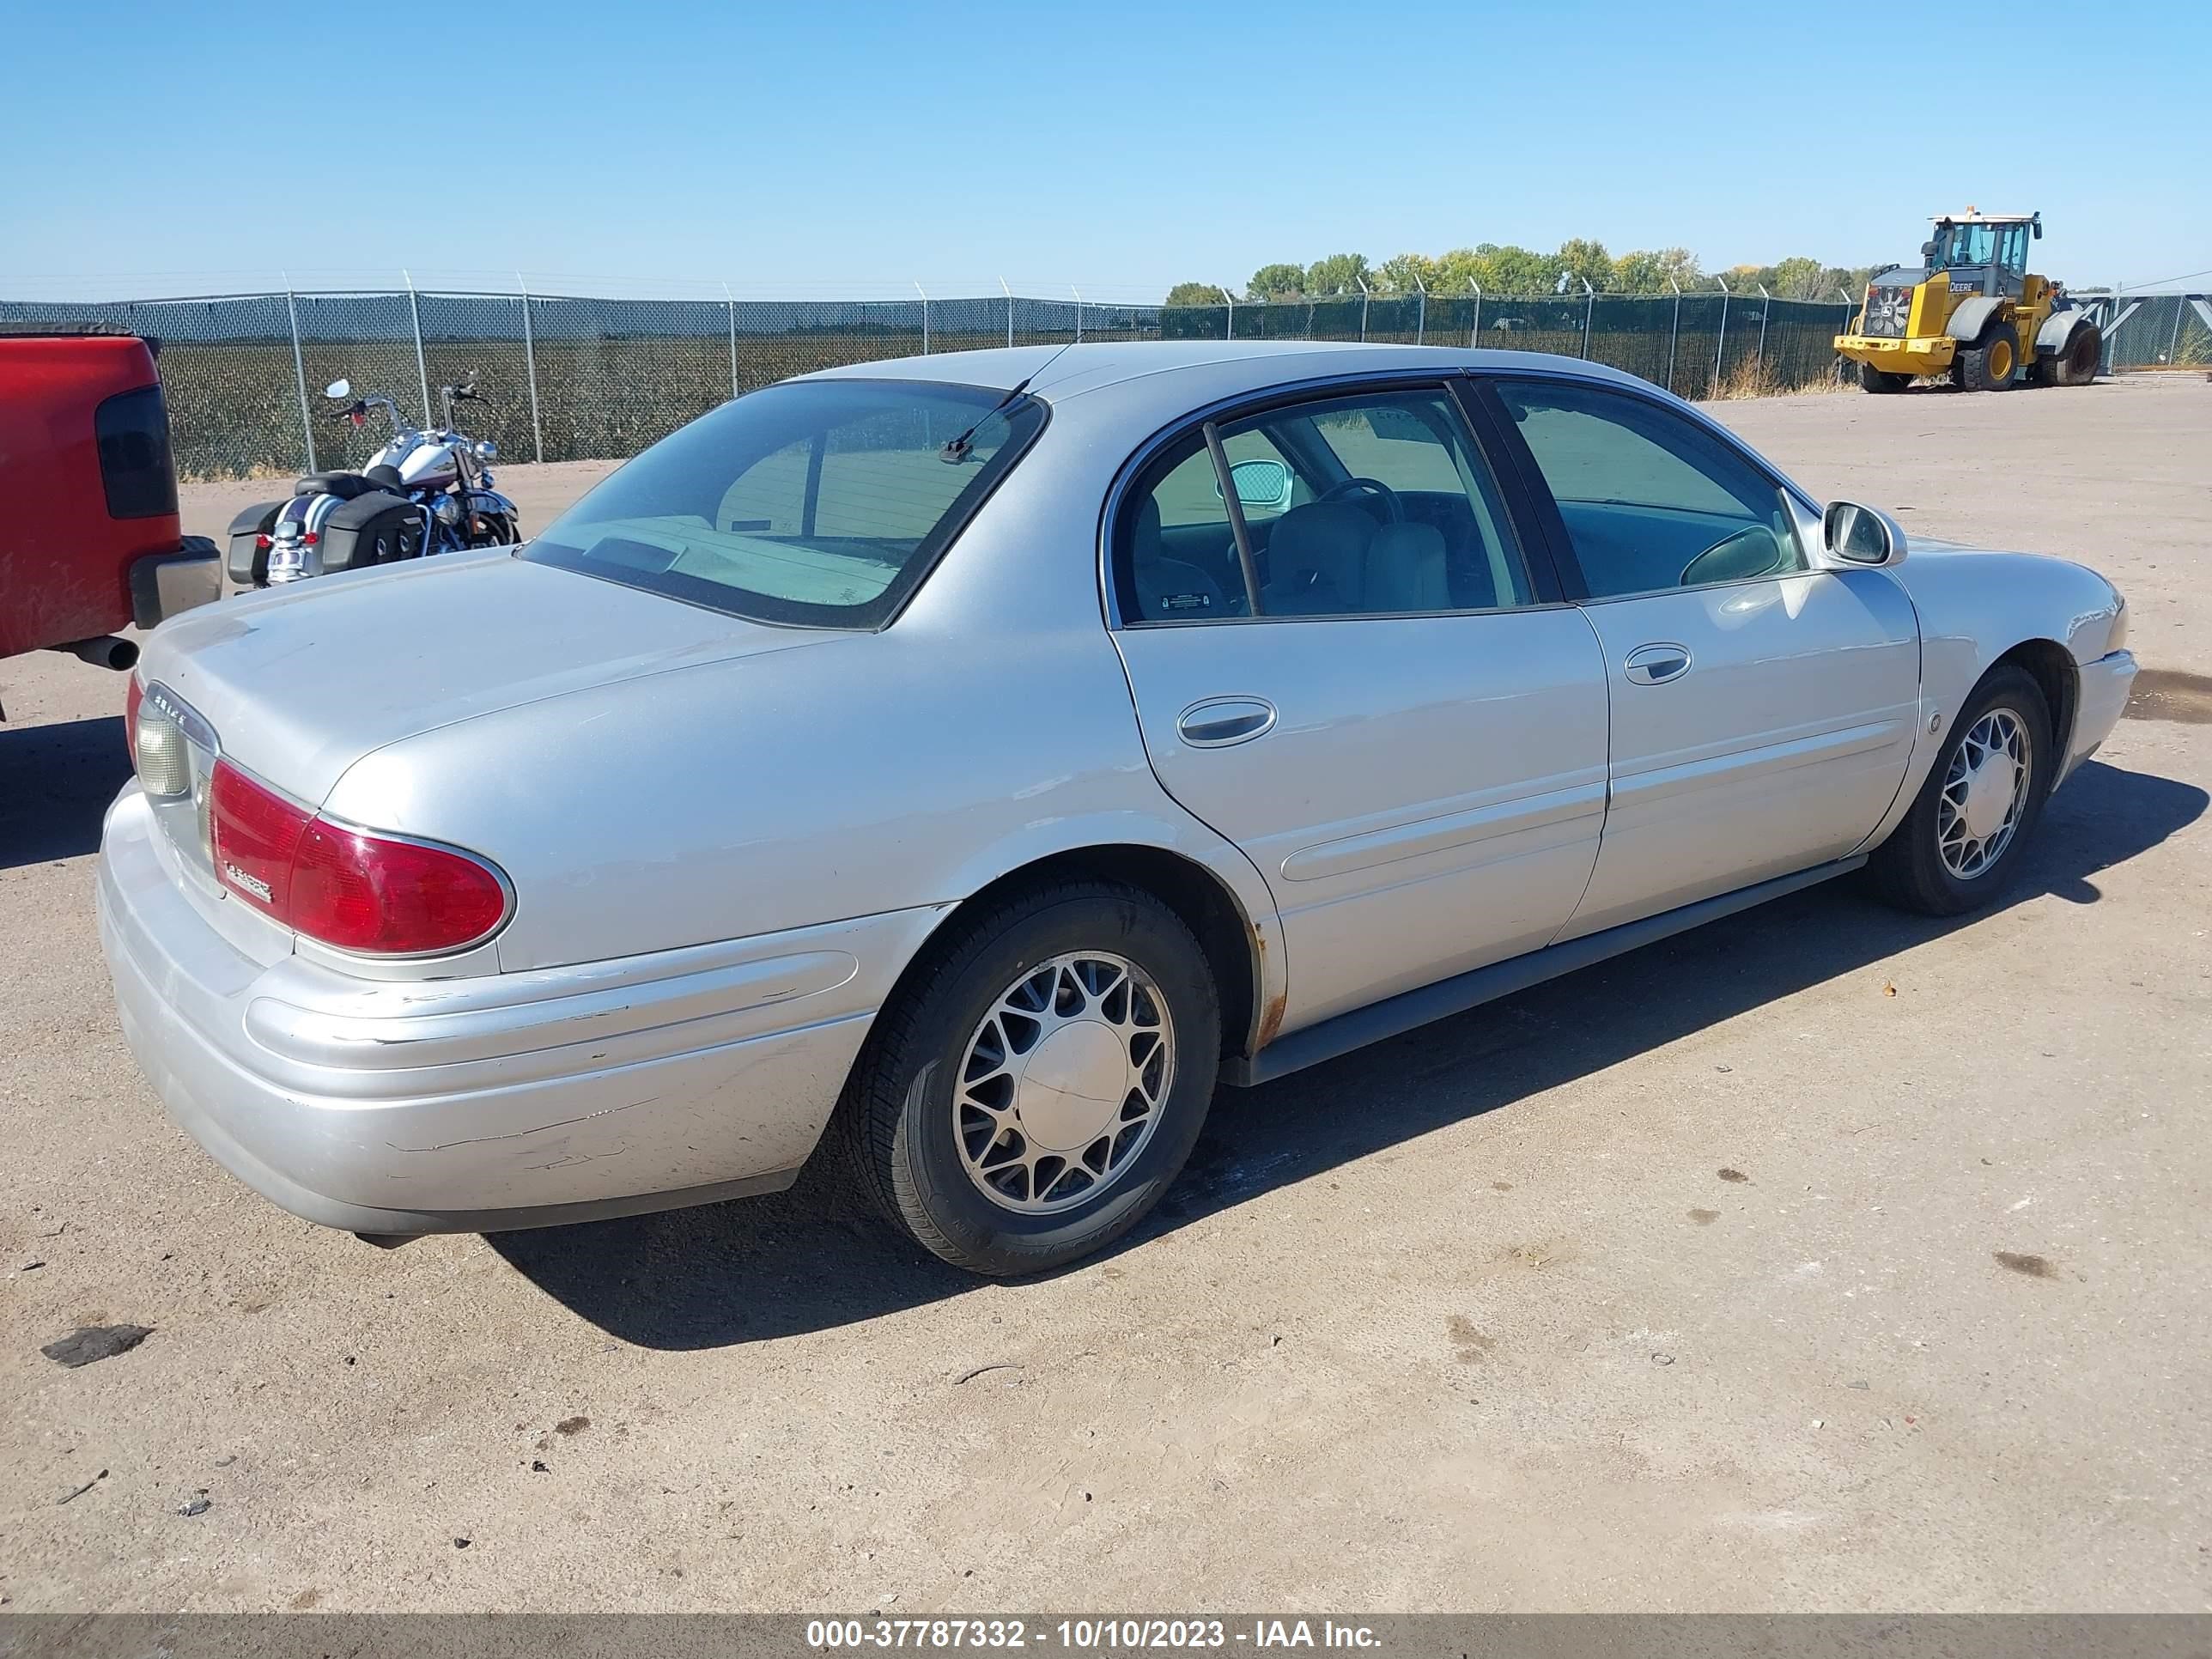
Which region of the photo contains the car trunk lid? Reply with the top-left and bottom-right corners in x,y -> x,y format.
137,550 -> 840,811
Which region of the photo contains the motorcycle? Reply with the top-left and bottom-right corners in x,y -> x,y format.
223,374 -> 521,589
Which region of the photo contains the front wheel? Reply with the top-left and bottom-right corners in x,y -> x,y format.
471,513 -> 520,547
838,881 -> 1221,1275
1955,321 -> 2021,392
1858,362 -> 1912,393
1863,665 -> 2052,915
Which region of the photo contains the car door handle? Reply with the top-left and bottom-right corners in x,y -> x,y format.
1622,642 -> 1692,685
1176,696 -> 1278,748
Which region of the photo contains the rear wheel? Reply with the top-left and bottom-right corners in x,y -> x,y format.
839,880 -> 1221,1275
1864,665 -> 2052,915
1955,321 -> 2021,392
2050,323 -> 2102,386
1858,362 -> 1912,393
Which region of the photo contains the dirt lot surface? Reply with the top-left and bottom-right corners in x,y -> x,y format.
3,374 -> 2208,1613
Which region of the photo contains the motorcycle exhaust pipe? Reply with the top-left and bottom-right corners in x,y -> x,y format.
51,635 -> 141,672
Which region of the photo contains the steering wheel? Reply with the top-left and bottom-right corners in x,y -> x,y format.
1317,476 -> 1405,523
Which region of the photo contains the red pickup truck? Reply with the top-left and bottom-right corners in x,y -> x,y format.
0,329 -> 221,714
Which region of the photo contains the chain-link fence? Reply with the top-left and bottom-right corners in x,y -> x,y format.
2076,292 -> 2212,372
0,281 -> 2008,481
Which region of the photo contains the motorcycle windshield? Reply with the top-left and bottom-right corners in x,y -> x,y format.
523,379 -> 1045,629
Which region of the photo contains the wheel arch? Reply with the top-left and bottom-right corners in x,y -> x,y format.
1993,637 -> 2079,767
2036,307 -> 2095,353
885,842 -> 1276,1067
1944,296 -> 2010,343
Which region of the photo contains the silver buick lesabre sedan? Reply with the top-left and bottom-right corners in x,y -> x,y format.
100,343 -> 2136,1274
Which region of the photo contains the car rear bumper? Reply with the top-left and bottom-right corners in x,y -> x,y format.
2061,648 -> 2136,786
131,539 -> 222,629
96,786 -> 941,1237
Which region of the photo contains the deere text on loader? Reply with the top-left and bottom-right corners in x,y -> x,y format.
1836,210 -> 2103,393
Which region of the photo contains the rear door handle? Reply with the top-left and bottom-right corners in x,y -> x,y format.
1176,696 -> 1278,748
1623,642 -> 1692,685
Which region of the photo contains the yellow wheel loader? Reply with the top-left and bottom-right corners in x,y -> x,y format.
1835,210 -> 2103,393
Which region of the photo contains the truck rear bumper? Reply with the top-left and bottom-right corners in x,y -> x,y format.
131,538 -> 222,629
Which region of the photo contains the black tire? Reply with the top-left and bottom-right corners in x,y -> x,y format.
2050,323 -> 2101,387
1858,362 -> 1912,393
469,513 -> 519,548
838,880 -> 1221,1275
1954,320 -> 2021,392
1863,665 -> 2053,916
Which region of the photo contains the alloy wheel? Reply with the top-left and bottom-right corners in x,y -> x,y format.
1937,708 -> 2032,879
953,952 -> 1176,1215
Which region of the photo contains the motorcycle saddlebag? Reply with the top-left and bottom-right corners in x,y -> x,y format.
318,491 -> 424,575
226,501 -> 283,587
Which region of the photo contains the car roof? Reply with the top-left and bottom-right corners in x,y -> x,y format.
797,340 -> 1657,405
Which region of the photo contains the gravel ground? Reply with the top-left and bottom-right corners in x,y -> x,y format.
2,373 -> 2207,1613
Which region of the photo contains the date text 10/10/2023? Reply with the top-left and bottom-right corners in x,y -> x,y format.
805,1620 -> 1382,1650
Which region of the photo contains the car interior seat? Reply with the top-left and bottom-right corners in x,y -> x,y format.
1259,501 -> 1376,614
1361,521 -> 1449,612
1127,495 -> 1231,619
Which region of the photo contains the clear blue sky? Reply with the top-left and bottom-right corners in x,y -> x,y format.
4,0 -> 2205,300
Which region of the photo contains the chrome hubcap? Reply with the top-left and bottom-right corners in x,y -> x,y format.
954,952 -> 1174,1214
1938,708 -> 2030,879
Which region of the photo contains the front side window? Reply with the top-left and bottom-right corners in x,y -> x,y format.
527,379 -> 1044,628
1116,387 -> 1535,622
1490,380 -> 1805,598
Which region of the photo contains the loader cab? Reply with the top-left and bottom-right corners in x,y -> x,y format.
1923,212 -> 2039,298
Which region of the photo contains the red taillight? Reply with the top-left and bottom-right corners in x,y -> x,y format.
290,821 -> 508,953
255,533 -> 271,549
208,760 -> 508,954
209,761 -> 310,915
124,674 -> 144,761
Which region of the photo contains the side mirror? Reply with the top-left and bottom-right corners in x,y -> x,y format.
1216,458 -> 1294,514
324,378 -> 352,399
1822,500 -> 1906,568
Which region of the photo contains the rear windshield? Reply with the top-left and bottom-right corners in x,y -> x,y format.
525,378 -> 1045,628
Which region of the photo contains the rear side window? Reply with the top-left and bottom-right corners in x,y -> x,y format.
1115,386 -> 1534,622
526,379 -> 1045,629
94,385 -> 178,520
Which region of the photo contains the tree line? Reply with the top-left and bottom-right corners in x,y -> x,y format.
1166,241 -> 1877,307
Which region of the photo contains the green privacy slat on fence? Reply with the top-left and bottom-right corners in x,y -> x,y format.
3,286 -> 2180,480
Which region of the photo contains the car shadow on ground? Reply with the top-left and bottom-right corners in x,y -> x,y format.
0,714 -> 129,872
499,757 -> 2203,1351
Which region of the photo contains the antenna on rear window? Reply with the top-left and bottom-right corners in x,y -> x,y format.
939,338 -> 1079,463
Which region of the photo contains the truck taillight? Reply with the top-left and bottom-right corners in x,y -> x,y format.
125,675 -> 143,760
208,760 -> 510,955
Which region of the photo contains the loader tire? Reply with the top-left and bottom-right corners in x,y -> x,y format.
2049,323 -> 2101,386
1955,321 -> 2020,392
1858,362 -> 1912,393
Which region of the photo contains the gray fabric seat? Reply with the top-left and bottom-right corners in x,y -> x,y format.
1259,501 -> 1375,614
1362,521 -> 1449,612
1127,495 -> 1231,620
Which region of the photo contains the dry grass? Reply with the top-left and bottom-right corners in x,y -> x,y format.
1703,355 -> 1853,401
